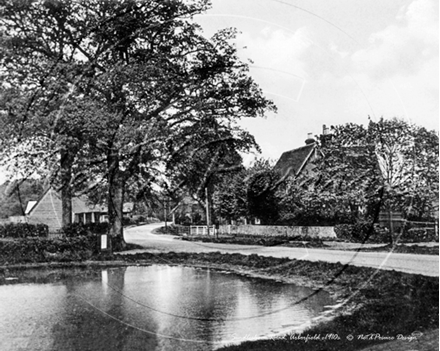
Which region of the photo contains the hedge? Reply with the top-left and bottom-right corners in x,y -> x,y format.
398,227 -> 438,243
0,235 -> 122,265
62,222 -> 110,237
0,236 -> 95,264
335,221 -> 439,243
334,221 -> 388,243
0,223 -> 49,239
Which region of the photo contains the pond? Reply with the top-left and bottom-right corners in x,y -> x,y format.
0,265 -> 336,351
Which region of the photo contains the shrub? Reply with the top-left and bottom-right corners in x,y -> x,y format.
155,224 -> 188,235
280,210 -> 359,226
0,236 -> 99,264
122,216 -> 137,226
62,222 -> 110,237
399,227 -> 438,243
0,223 -> 49,238
334,221 -> 387,243
0,234 -> 125,265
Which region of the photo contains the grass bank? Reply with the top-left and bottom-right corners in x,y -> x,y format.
1,248 -> 437,351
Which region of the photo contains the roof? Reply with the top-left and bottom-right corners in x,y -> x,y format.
25,201 -> 37,215
28,187 -> 135,215
274,143 -> 316,178
72,195 -> 107,213
28,187 -> 108,217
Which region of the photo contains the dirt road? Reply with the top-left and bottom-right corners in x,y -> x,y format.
122,223 -> 439,277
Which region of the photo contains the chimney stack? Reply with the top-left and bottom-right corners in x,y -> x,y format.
323,124 -> 329,135
305,132 -> 315,145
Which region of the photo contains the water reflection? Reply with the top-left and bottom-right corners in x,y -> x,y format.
0,265 -> 335,351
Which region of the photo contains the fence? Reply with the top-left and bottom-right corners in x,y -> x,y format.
190,226 -> 216,236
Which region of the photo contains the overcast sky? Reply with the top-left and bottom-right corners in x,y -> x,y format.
0,0 -> 438,183
195,0 -> 439,163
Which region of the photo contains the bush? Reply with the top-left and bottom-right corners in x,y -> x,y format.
334,221 -> 387,243
399,227 -> 438,243
123,215 -> 159,226
281,213 -> 356,226
0,223 -> 49,238
335,221 -> 439,244
0,234 -> 128,265
122,216 -> 136,226
62,222 -> 109,237
0,236 -> 97,264
155,224 -> 188,235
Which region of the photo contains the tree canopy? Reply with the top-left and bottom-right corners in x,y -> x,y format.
279,118 -> 439,226
0,0 -> 275,243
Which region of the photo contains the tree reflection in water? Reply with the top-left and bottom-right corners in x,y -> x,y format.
0,266 -> 335,351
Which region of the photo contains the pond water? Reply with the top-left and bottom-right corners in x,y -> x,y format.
0,265 -> 336,351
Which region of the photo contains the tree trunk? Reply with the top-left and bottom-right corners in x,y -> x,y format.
388,206 -> 394,245
108,153 -> 126,250
205,186 -> 211,235
60,148 -> 74,228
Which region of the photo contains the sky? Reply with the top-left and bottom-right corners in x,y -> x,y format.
194,0 -> 439,163
0,0 -> 438,183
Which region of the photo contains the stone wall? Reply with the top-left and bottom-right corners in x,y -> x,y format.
218,224 -> 337,239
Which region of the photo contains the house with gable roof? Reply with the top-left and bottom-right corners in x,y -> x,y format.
273,126 -> 408,230
26,187 -> 133,232
274,132 -> 319,179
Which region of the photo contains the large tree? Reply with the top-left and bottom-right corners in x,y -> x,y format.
0,0 -> 275,245
163,116 -> 258,226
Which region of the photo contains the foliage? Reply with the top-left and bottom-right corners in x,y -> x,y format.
399,224 -> 438,243
154,224 -> 189,236
212,169 -> 249,222
163,118 -> 260,224
0,236 -> 99,264
368,118 -> 439,219
208,158 -> 281,224
334,222 -> 387,243
246,167 -> 282,224
0,179 -> 45,218
335,220 -> 438,244
280,123 -> 382,226
62,222 -> 110,237
0,0 -> 275,239
129,215 -> 159,225
0,222 -> 48,238
279,118 -> 438,229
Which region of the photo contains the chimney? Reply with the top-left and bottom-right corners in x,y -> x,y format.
305,132 -> 315,145
322,124 -> 329,135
